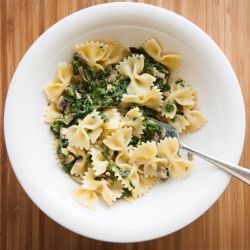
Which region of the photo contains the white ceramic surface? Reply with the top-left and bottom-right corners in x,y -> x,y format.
4,3 -> 245,243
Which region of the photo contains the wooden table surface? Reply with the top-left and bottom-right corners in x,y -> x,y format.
0,0 -> 249,249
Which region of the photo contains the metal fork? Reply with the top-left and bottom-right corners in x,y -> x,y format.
154,120 -> 250,185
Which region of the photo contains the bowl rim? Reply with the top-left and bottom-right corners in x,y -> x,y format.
4,2 -> 246,243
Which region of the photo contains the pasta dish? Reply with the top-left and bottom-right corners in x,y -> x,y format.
43,38 -> 206,208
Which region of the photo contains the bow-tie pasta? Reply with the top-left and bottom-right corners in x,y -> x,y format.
129,141 -> 158,177
134,174 -> 156,199
90,147 -> 109,176
103,108 -> 124,130
143,38 -> 182,70
65,111 -> 103,150
183,109 -> 207,132
168,114 -> 190,133
116,54 -> 156,94
157,138 -> 193,177
103,127 -> 132,151
44,63 -> 73,101
43,38 -> 206,208
44,101 -> 63,123
100,40 -> 128,67
75,41 -> 108,71
124,107 -> 144,137
122,86 -> 163,111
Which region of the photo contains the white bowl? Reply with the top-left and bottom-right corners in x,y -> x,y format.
4,2 -> 245,243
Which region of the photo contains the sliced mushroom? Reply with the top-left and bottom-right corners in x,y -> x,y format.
187,152 -> 193,161
157,166 -> 168,180
57,96 -> 67,112
60,128 -> 67,139
107,69 -> 119,83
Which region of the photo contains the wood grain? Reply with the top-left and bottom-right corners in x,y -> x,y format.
0,0 -> 249,249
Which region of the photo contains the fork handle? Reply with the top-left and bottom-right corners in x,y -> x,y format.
181,143 -> 250,185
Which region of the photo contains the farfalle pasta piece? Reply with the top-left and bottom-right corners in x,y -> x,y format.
161,99 -> 177,119
72,188 -> 98,209
122,86 -> 163,111
44,63 -> 73,101
65,111 -> 103,150
124,107 -> 144,137
114,164 -> 139,191
75,41 -> 108,71
82,168 -> 123,206
103,108 -> 124,130
44,102 -> 63,123
81,168 -> 103,190
116,54 -> 156,94
71,158 -> 88,176
151,157 -> 170,179
100,180 -> 123,206
129,141 -> 167,177
134,174 -> 156,198
157,138 -> 192,177
88,128 -> 103,144
65,124 -> 89,150
167,80 -> 196,106
115,150 -> 129,165
100,128 -> 116,140
90,147 -> 109,176
142,38 -> 181,70
168,115 -> 190,133
129,141 -> 157,165
103,127 -> 132,151
100,40 -> 128,66
183,109 -> 207,132
67,146 -> 86,158
81,110 -> 104,130
62,146 -> 88,176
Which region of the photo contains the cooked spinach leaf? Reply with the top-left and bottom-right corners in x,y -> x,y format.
141,117 -> 162,141
165,102 -> 175,113
129,136 -> 142,147
72,52 -> 88,75
154,78 -> 170,92
64,58 -> 129,119
119,169 -> 130,178
63,162 -> 74,174
130,47 -> 170,81
122,188 -> 132,197
141,107 -> 157,118
175,79 -> 183,84
50,120 -> 64,137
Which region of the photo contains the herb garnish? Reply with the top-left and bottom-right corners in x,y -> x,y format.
142,117 -> 162,141
63,55 -> 130,120
165,102 -> 175,113
50,120 -> 64,137
154,78 -> 170,92
175,79 -> 183,84
63,162 -> 74,174
99,113 -> 109,123
122,188 -> 132,197
129,136 -> 142,147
